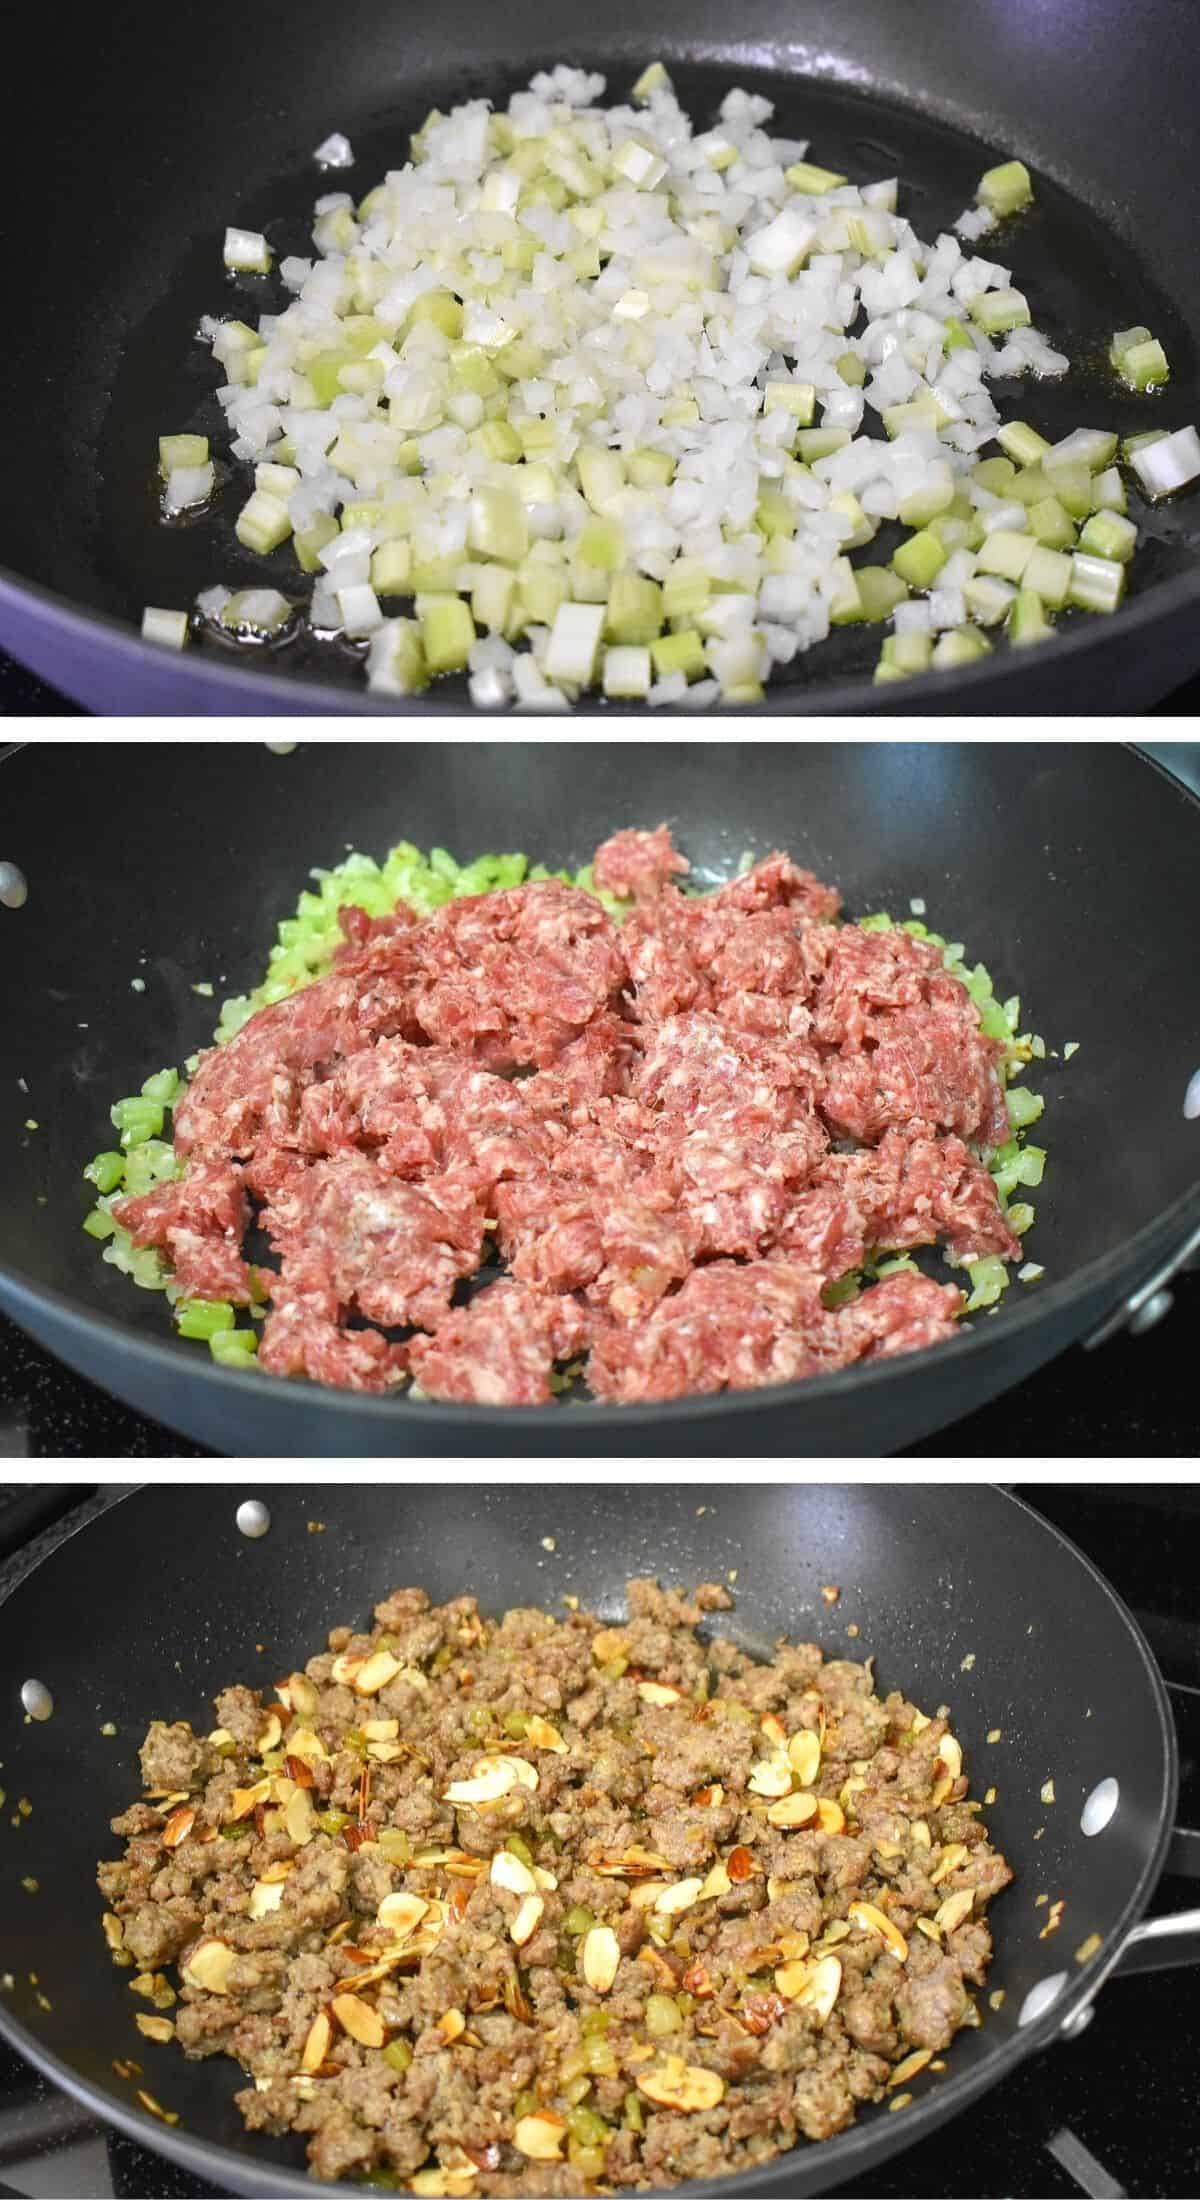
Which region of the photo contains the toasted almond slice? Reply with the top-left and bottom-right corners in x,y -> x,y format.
693,1783 -> 724,1808
726,1845 -> 756,1883
638,1681 -> 684,1707
787,1731 -> 821,1787
910,1710 -> 931,1734
248,1880 -> 285,1920
331,1993 -> 385,2047
285,1727 -> 327,1766
134,2012 -> 176,2042
911,1819 -> 932,1848
766,1790 -> 818,1830
581,1924 -> 620,1993
748,1757 -> 793,1799
524,1715 -> 568,1753
207,1727 -> 235,1750
301,2009 -> 332,2073
498,1755 -> 538,1792
847,1901 -> 908,1961
514,2111 -> 566,2160
510,1894 -> 544,1946
934,1889 -> 975,1934
916,1918 -> 942,1943
816,1798 -> 846,1836
285,1790 -> 315,1847
774,1958 -> 811,2000
362,1718 -> 400,1741
875,1839 -> 905,1859
760,1712 -> 788,1748
439,2007 -> 466,2042
937,1736 -> 963,1779
779,1930 -> 810,1961
889,2048 -> 933,2088
533,1866 -> 558,1890
630,1879 -> 675,1911
595,1845 -> 673,1877
260,1860 -> 295,1885
226,1779 -> 272,1823
181,1939 -> 235,1995
161,1805 -> 195,1851
652,1876 -> 704,1918
796,1953 -> 842,2023
637,2055 -> 725,2113
102,1913 -> 126,1952
443,1762 -> 515,1806
491,1851 -> 538,1897
258,1712 -> 283,1754
591,1628 -> 630,1665
331,1651 -> 366,1685
367,1742 -> 406,1763
929,1842 -> 970,1886
839,1773 -> 867,1814
377,1891 -> 428,1938
699,1860 -> 732,1900
352,1650 -> 403,1696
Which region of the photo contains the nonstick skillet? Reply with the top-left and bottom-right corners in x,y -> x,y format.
0,1483 -> 1195,2198
2,740 -> 1198,1459
1,0 -> 1198,716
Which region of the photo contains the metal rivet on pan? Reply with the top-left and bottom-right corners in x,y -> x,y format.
265,742 -> 297,756
1080,1777 -> 1119,1836
1184,1069 -> 1200,1121
1128,1287 -> 1174,1336
0,863 -> 28,910
236,1500 -> 271,1539
20,1680 -> 53,1721
1018,1973 -> 1068,2028
1059,2003 -> 1095,2040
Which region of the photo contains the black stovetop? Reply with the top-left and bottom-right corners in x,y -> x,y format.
0,1484 -> 1197,2200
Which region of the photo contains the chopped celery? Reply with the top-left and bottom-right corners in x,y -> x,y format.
977,160 -> 1034,216
141,607 -> 189,650
83,1206 -> 117,1240
176,1299 -> 236,1340
235,491 -> 293,555
1077,511 -> 1137,564
1090,466 -> 1126,515
837,350 -> 868,386
468,487 -> 528,565
1069,551 -> 1124,614
784,161 -> 847,193
1110,328 -> 1170,390
627,447 -> 675,488
997,422 -> 1050,468
966,1256 -> 1010,1311
84,1151 -> 126,1194
973,456 -> 1018,495
932,626 -> 991,669
605,572 -> 664,645
879,631 -> 933,676
969,288 -> 1031,335
419,596 -> 476,675
650,629 -> 706,681
856,567 -> 910,622
371,541 -> 414,596
942,316 -> 973,354
577,517 -> 625,572
158,434 -> 209,477
602,644 -> 652,699
110,1097 -> 164,1149
1008,588 -> 1054,646
795,428 -> 851,461
764,381 -> 817,424
1006,1085 -> 1045,1129
892,529 -> 948,591
209,1328 -> 258,1367
1022,545 -> 1072,609
975,529 -> 1035,583
661,561 -> 710,621
544,601 -> 605,686
1026,496 -> 1076,551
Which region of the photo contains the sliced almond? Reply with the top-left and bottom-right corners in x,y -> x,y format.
443,1762 -> 515,1806
160,1804 -> 196,1851
591,1628 -> 630,1665
748,1757 -> 793,1799
352,1650 -> 403,1696
513,2112 -> 566,2161
332,1993 -> 385,2047
491,1851 -> 537,1898
300,2009 -> 332,2073
774,1958 -> 811,2000
840,1773 -> 867,1814
524,1715 -> 568,1753
934,1889 -> 975,1934
248,1880 -> 285,1920
533,1866 -> 558,1890
937,1736 -> 963,1778
510,1894 -> 544,1946
787,1731 -> 821,1787
760,1713 -> 788,1748
498,1755 -> 538,1792
258,1712 -> 283,1754
779,1928 -> 810,1961
331,1651 -> 366,1686
929,1843 -> 970,1886
815,1799 -> 846,1836
367,1742 -> 406,1763
102,1913 -> 127,1952
911,1819 -> 932,1848
438,2007 -> 466,2042
766,1790 -> 818,1830
225,1780 -> 272,1823
693,1783 -> 724,1808
699,1860 -> 732,1900
875,1839 -> 905,1860
795,1953 -> 842,2024
637,2055 -> 725,2113
726,1845 -> 756,1883
847,1901 -> 908,1961
889,2048 -> 933,2088
181,1939 -> 235,1995
362,1718 -> 400,1741
285,1789 -> 315,1847
284,1727 -> 327,1766
207,1726 -> 235,1750
653,1876 -> 704,1918
260,1859 -> 295,1886
581,1924 -> 620,1993
595,1845 -> 673,1877
638,1681 -> 683,1707
916,1918 -> 942,1943
630,1879 -> 675,1911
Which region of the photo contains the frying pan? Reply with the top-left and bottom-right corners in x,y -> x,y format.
2,740 -> 1198,1459
0,1482 -> 1194,2199
1,0 -> 1198,716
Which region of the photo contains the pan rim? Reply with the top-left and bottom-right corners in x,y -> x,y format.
0,1483 -> 1178,2198
2,553 -> 1199,716
1,741 -> 1197,1435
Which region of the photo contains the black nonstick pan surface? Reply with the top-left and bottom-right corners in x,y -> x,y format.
0,1483 -> 1179,2196
1,741 -> 1198,1458
1,0 -> 1198,714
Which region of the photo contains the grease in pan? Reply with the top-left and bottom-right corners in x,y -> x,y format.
97,1575 -> 1010,2189
84,824 -> 1053,1403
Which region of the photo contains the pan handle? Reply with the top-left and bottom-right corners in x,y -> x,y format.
1111,1905 -> 1200,1978
1083,1218 -> 1200,1347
